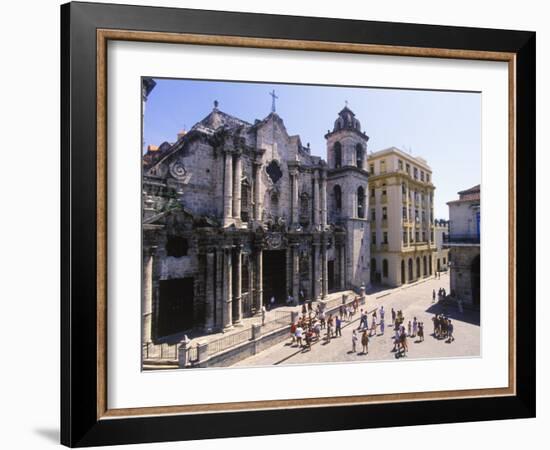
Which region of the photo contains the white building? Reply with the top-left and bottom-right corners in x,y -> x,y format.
367,147 -> 437,287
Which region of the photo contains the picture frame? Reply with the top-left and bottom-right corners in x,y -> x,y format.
60,1 -> 535,447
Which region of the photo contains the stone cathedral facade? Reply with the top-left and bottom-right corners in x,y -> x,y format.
142,93 -> 370,343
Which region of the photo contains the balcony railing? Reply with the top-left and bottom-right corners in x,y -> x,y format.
443,234 -> 480,244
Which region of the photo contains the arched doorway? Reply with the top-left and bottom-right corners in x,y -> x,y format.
416,257 -> 421,279
471,255 -> 480,306
408,258 -> 413,281
382,259 -> 388,278
370,258 -> 377,283
401,260 -> 406,284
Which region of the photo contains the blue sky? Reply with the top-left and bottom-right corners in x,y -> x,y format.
143,78 -> 481,219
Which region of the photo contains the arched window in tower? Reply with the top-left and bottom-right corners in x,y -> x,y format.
333,185 -> 342,212
356,143 -> 364,169
334,142 -> 342,168
357,186 -> 365,218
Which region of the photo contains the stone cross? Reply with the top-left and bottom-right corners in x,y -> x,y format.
270,89 -> 278,113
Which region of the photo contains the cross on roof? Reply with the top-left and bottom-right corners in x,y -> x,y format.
270,89 -> 278,113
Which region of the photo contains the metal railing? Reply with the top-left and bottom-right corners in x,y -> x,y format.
261,311 -> 292,334
207,327 -> 253,357
142,342 -> 178,361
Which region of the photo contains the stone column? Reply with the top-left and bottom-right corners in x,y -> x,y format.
223,248 -> 233,331
205,250 -> 215,332
215,248 -> 223,328
223,150 -> 233,227
253,161 -> 263,222
290,168 -> 299,227
321,240 -> 328,299
142,246 -> 156,343
233,153 -> 242,222
313,243 -> 321,300
255,248 -> 263,312
320,170 -> 327,229
233,246 -> 243,325
313,170 -> 320,229
339,244 -> 346,290
292,244 -> 300,302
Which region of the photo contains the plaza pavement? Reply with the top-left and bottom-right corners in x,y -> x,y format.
234,272 -> 480,367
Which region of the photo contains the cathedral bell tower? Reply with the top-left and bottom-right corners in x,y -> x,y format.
325,105 -> 371,290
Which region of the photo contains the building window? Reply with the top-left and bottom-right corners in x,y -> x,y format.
371,232 -> 376,245
398,159 -> 403,170
333,185 -> 342,211
382,207 -> 387,220
402,183 -> 407,195
403,231 -> 408,244
422,211 -> 426,223
357,186 -> 366,218
383,232 -> 388,244
422,231 -> 426,242
430,231 -> 434,241
334,142 -> 342,168
383,259 -> 389,278
402,207 -> 407,219
382,188 -> 387,196
369,163 -> 374,174
242,256 -> 250,293
356,144 -> 364,169
413,167 -> 418,179
415,209 -> 419,223
415,231 -> 419,242
421,171 -> 425,181
426,174 -> 430,183
166,236 -> 189,257
380,160 -> 386,173
406,163 -> 410,175
370,188 -> 375,198
371,208 -> 376,221
241,180 -> 250,222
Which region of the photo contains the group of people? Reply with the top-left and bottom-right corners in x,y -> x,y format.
290,297 -> 363,349
432,287 -> 447,303
432,314 -> 455,343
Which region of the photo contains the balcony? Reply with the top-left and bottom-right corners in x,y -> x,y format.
443,234 -> 480,245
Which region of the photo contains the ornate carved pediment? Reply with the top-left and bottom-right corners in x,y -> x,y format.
264,232 -> 286,250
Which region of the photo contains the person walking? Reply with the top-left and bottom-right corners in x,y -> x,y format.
432,289 -> 436,303
379,306 -> 385,322
447,320 -> 455,343
261,305 -> 267,326
407,320 -> 412,337
412,317 -> 418,338
370,313 -> 377,337
380,317 -> 385,335
418,322 -> 424,342
391,308 -> 396,325
361,330 -> 369,354
352,330 -> 358,352
335,316 -> 342,337
295,325 -> 303,347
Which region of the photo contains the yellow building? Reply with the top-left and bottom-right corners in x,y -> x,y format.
367,147 -> 436,286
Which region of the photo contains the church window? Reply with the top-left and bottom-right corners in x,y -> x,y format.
334,185 -> 342,211
166,236 -> 189,257
357,186 -> 366,218
334,142 -> 342,168
266,160 -> 283,184
356,144 -> 364,169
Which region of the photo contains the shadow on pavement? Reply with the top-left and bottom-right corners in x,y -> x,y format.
424,303 -> 480,326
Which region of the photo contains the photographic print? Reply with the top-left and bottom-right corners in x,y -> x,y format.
141,78 -> 481,370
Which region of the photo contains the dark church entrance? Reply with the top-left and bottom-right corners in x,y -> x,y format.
157,277 -> 194,339
263,250 -> 287,306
